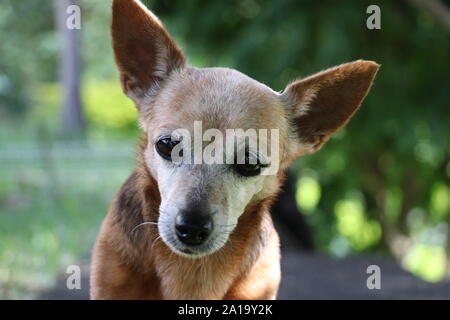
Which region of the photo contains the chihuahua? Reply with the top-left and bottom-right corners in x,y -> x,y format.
90,0 -> 379,299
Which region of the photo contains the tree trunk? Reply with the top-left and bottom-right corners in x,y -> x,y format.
54,0 -> 85,137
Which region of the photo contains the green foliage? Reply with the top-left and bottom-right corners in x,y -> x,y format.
83,81 -> 138,133
296,174 -> 321,214
31,81 -> 139,138
0,0 -> 57,117
404,244 -> 446,282
334,196 -> 382,251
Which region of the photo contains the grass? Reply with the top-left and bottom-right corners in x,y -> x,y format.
0,136 -> 137,299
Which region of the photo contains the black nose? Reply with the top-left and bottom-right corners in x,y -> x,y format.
175,213 -> 213,246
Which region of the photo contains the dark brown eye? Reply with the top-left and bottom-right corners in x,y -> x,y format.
155,137 -> 180,161
234,161 -> 263,177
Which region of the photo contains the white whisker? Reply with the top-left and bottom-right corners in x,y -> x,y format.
131,221 -> 158,234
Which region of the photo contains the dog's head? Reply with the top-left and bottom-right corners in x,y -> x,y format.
112,0 -> 379,257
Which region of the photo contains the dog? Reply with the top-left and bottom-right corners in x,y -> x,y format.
90,0 -> 379,300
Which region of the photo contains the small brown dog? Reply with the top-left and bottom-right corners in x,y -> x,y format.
90,0 -> 379,299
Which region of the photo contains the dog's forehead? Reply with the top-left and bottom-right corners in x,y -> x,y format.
149,67 -> 286,132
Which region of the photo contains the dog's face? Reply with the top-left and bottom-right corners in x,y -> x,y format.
143,67 -> 289,257
112,0 -> 379,257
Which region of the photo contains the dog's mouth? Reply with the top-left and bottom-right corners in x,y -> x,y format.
161,231 -> 230,258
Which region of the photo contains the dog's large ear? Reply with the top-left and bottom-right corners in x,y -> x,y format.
111,0 -> 186,107
281,60 -> 379,157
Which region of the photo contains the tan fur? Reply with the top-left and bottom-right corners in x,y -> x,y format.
90,0 -> 379,300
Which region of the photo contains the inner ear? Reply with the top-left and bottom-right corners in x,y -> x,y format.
282,60 -> 380,155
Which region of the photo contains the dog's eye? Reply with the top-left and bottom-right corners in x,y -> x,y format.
155,137 -> 180,161
234,162 -> 263,177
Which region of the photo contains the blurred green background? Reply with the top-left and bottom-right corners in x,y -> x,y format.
0,0 -> 449,298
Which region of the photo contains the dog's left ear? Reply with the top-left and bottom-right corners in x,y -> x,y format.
281,60 -> 379,157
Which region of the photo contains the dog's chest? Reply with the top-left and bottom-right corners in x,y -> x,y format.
152,249 -> 242,299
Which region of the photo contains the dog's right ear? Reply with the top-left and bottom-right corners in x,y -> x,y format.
111,0 -> 186,107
